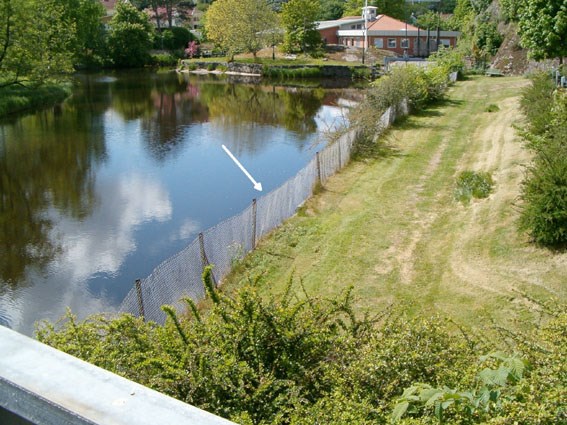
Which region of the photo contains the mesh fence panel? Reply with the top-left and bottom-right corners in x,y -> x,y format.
118,101 -> 410,324
202,203 -> 255,284
119,238 -> 204,323
257,158 -> 318,239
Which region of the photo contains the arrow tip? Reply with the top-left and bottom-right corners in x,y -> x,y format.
254,182 -> 263,192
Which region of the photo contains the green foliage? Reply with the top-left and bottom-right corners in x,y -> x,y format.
516,0 -> 567,61
519,74 -> 567,247
428,46 -> 466,76
281,0 -> 322,54
473,20 -> 503,57
351,64 -> 452,155
263,66 -> 322,79
158,27 -> 196,50
0,0 -> 75,86
485,104 -> 499,112
107,2 -> 155,68
392,353 -> 528,423
150,52 -> 179,67
454,171 -> 494,204
37,269 -> 567,424
0,83 -> 71,116
317,0 -> 345,20
204,0 -> 279,58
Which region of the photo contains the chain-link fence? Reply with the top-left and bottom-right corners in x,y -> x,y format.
119,103 -> 406,323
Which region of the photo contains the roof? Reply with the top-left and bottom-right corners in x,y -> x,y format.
318,14 -> 421,32
368,14 -> 420,31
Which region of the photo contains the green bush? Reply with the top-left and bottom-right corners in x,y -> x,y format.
36,268 -> 566,424
0,83 -> 72,117
485,104 -> 500,112
350,64 -> 452,153
263,66 -> 322,79
150,52 -> 178,67
519,77 -> 567,247
520,73 -> 556,137
159,27 -> 196,50
454,171 -> 494,204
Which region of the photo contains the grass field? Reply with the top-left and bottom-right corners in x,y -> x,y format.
224,76 -> 566,332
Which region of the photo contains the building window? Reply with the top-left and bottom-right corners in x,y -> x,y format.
351,25 -> 356,29
356,24 -> 362,29
440,39 -> 451,47
387,38 -> 396,48
374,38 -> 384,48
401,38 -> 409,48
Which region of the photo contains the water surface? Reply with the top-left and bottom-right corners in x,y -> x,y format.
0,71 -> 358,334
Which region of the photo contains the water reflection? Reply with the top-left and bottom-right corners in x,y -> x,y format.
0,70 -> 358,334
0,104 -> 106,288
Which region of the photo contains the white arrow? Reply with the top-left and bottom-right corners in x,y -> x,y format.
221,144 -> 263,191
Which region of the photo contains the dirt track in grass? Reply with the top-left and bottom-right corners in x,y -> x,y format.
224,76 -> 566,330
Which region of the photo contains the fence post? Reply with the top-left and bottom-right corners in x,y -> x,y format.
135,279 -> 145,321
199,232 -> 217,286
251,198 -> 257,249
316,151 -> 322,186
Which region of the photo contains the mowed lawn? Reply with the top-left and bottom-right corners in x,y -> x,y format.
223,76 -> 566,331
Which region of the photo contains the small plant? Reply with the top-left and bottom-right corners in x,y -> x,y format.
206,63 -> 217,71
392,352 -> 528,423
485,104 -> 500,112
454,171 -> 494,204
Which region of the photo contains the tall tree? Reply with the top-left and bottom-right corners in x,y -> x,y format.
204,0 -> 278,58
281,0 -> 322,53
517,0 -> 567,62
0,0 -> 74,87
60,0 -> 106,66
107,2 -> 155,68
318,0 -> 344,20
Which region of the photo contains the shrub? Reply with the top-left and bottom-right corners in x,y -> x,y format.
519,77 -> 567,247
159,27 -> 196,50
485,104 -> 500,112
36,268 -> 566,424
454,171 -> 494,204
150,53 -> 178,67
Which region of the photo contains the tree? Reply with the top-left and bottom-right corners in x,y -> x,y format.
59,0 -> 106,66
281,0 -> 322,54
517,0 -> 567,62
204,0 -> 278,59
343,0 -> 407,20
107,2 -> 155,67
318,0 -> 344,20
0,0 -> 74,87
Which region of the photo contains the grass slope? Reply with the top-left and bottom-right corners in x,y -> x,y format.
225,76 -> 566,331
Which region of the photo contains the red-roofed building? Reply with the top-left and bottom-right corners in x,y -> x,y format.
318,6 -> 459,57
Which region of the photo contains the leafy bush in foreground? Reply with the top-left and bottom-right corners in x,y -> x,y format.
37,268 -> 566,424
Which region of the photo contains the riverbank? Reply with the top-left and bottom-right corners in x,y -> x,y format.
0,83 -> 72,117
178,59 -> 374,80
223,76 -> 566,332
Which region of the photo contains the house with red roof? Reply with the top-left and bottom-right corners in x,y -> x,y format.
318,6 -> 459,57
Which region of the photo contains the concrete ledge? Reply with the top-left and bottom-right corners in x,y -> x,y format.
0,326 -> 235,425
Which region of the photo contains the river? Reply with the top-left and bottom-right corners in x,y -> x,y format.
0,70 -> 361,335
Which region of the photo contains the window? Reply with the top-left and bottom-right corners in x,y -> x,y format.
440,39 -> 451,47
356,24 -> 362,29
374,38 -> 384,48
351,25 -> 356,29
387,38 -> 396,48
401,38 -> 409,48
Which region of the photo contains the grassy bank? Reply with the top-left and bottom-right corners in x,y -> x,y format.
224,76 -> 566,332
0,83 -> 72,117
